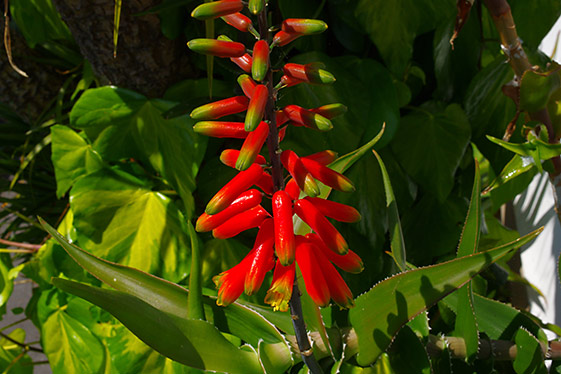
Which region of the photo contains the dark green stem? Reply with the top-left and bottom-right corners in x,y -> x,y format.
187,221 -> 205,320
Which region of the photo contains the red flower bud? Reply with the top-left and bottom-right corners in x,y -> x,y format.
237,74 -> 258,98
193,121 -> 248,138
245,85 -> 268,132
278,126 -> 287,142
212,205 -> 270,239
236,121 -> 269,170
218,35 -> 253,72
252,40 -> 270,82
279,75 -> 303,88
276,110 -> 290,126
191,0 -> 243,20
302,150 -> 338,165
196,189 -> 263,232
187,38 -> 246,57
312,242 -> 354,308
295,236 -> 330,307
264,260 -> 295,312
293,198 -> 348,255
272,30 -> 301,47
282,63 -> 335,85
221,12 -> 255,33
245,218 -> 276,295
306,233 -> 363,274
206,163 -> 264,214
311,103 -> 347,119
300,157 -> 355,192
283,105 -> 332,131
273,190 -> 296,266
190,96 -> 249,120
280,150 -> 320,197
284,178 -> 300,200
220,149 -> 266,168
214,262 -> 247,306
256,171 -> 274,195
304,196 -> 361,222
281,19 -> 328,35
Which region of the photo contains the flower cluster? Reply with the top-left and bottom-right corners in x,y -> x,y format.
188,0 -> 363,311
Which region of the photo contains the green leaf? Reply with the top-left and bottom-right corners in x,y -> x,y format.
510,0 -> 561,51
113,0 -> 122,58
70,86 -> 206,216
50,125 -> 104,197
42,307 -> 106,374
388,326 -> 431,374
454,162 -> 481,362
53,278 -> 264,374
348,227 -> 542,366
355,0 -> 453,75
69,168 -> 191,282
373,150 -> 406,271
392,103 -> 471,202
0,259 -> 14,317
520,70 -> 561,112
187,221 -> 204,320
279,53 -> 399,153
513,328 -> 547,374
41,218 -> 289,348
0,329 -> 32,374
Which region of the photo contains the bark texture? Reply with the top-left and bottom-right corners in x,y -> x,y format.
52,0 -> 194,97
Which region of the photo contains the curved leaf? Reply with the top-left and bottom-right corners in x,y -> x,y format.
348,227 -> 543,366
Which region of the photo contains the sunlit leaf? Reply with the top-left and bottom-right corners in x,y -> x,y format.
348,227 -> 542,366
513,328 -> 547,374
0,329 -> 33,374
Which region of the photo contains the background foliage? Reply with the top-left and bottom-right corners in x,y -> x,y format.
2,0 -> 561,373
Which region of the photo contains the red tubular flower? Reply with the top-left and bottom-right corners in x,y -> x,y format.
232,53 -> 253,73
276,110 -> 289,126
252,40 -> 269,82
214,260 -> 249,306
212,205 -> 270,239
304,196 -> 361,223
187,38 -> 246,57
206,163 -> 264,214
293,198 -> 348,255
278,126 -> 287,142
311,103 -> 347,119
281,19 -> 328,35
284,178 -> 300,200
273,191 -> 296,266
312,242 -> 354,308
282,63 -> 335,85
302,150 -> 338,165
306,233 -> 363,274
280,150 -> 320,197
245,219 -> 276,295
191,0 -> 243,20
220,149 -> 266,168
193,121 -> 248,138
279,75 -> 303,88
283,105 -> 332,131
264,260 -> 295,312
245,85 -> 268,131
237,74 -> 258,98
221,12 -> 255,33
190,96 -> 249,120
236,121 -> 269,170
300,157 -> 355,192
256,171 -> 274,195
295,236 -> 330,307
196,189 -> 263,232
272,30 -> 301,47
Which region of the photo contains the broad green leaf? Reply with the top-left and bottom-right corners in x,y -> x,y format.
42,308 -> 106,374
392,103 -> 471,202
53,278 -> 263,374
348,227 -> 542,366
70,86 -> 205,216
406,312 -> 430,338
69,168 -> 191,282
373,150 -> 406,271
41,218 -> 287,345
355,0 -> 453,75
513,328 -> 547,374
454,162 -> 481,362
0,329 -> 32,374
279,53 -> 399,153
388,326 -> 431,374
520,70 -> 561,112
50,125 -> 104,197
483,155 -> 538,212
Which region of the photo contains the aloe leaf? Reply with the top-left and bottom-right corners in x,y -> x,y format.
513,328 -> 547,374
53,278 -> 263,374
373,149 -> 406,271
348,227 -> 542,366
